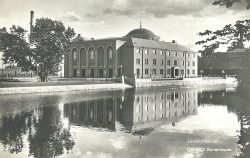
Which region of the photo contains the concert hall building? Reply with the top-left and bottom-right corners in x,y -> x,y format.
64,27 -> 198,78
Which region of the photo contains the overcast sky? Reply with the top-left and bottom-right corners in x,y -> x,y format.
0,0 -> 249,52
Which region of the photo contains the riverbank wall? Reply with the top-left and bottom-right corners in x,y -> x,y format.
0,77 -> 237,95
0,83 -> 132,95
126,77 -> 237,88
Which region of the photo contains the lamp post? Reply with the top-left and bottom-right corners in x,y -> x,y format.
184,51 -> 187,78
210,67 -> 212,77
120,65 -> 122,77
37,63 -> 39,82
200,69 -> 204,77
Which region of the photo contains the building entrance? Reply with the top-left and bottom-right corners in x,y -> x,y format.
73,69 -> 77,77
90,69 -> 94,77
82,69 -> 85,77
99,69 -> 103,77
109,69 -> 113,78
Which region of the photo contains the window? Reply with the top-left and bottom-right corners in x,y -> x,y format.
136,49 -> 140,54
193,53 -> 195,58
167,51 -> 170,56
153,59 -> 156,65
160,59 -> 163,65
174,60 -> 177,66
73,51 -> 77,60
145,49 -> 148,54
182,61 -> 185,66
153,50 -> 156,55
192,70 -> 195,74
145,58 -> 148,65
145,69 -> 148,74
174,52 -> 177,56
160,51 -> 163,55
167,60 -> 170,65
192,61 -> 195,66
187,61 -> 190,66
167,69 -> 170,74
136,59 -> 140,64
91,50 -> 94,59
160,69 -> 163,75
182,53 -> 185,57
109,49 -> 112,59
187,69 -> 190,74
153,69 -> 156,75
180,69 -> 184,74
187,53 -> 190,57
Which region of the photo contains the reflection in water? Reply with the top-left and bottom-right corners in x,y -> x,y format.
0,96 -> 75,158
63,89 -> 198,134
0,87 -> 244,158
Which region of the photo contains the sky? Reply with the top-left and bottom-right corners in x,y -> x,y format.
0,0 -> 249,52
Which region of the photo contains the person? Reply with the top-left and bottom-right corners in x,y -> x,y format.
31,73 -> 33,78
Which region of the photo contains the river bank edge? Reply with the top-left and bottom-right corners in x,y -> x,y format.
0,77 -> 237,95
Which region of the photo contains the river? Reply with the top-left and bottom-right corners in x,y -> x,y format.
0,86 -> 243,158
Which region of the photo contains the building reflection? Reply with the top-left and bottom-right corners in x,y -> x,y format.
64,89 -> 198,133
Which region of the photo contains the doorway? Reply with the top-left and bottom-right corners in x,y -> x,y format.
82,69 -> 85,77
99,69 -> 103,77
73,69 -> 77,77
90,69 -> 94,77
109,69 -> 113,78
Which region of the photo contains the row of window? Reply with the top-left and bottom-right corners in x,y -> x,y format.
143,69 -> 196,75
136,49 -> 196,57
136,59 -> 195,66
73,49 -> 113,60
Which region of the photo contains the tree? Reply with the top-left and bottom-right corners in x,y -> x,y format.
0,18 -> 75,82
195,20 -> 250,53
0,26 -> 34,71
213,0 -> 250,10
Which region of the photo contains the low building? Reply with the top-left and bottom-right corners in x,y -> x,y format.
0,66 -> 35,77
64,27 -> 198,79
198,49 -> 249,76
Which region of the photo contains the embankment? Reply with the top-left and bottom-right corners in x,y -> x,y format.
0,83 -> 132,95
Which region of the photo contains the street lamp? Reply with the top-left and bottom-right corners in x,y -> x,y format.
210,67 -> 212,77
37,63 -> 39,82
120,65 -> 123,77
200,69 -> 204,77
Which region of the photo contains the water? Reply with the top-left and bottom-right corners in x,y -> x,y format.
0,86 -> 242,158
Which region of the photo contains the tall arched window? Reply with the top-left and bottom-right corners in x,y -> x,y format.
90,49 -> 94,59
107,47 -> 113,60
73,50 -> 77,60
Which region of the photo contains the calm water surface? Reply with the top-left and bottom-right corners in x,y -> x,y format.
0,86 -> 241,158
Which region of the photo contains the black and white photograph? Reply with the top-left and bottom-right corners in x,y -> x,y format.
0,0 -> 250,158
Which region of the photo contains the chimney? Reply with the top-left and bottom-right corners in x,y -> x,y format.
30,11 -> 34,43
78,34 -> 81,36
172,40 -> 176,43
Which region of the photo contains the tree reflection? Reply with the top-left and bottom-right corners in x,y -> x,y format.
0,112 -> 32,154
0,101 -> 75,157
226,86 -> 250,158
28,106 -> 75,158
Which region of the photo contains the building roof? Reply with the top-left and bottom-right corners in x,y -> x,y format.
125,28 -> 160,41
72,34 -> 90,42
125,38 -> 196,53
126,28 -> 156,36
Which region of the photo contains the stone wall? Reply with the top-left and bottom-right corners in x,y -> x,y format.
0,83 -> 132,95
135,77 -> 237,88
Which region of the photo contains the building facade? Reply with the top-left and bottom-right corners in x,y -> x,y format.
64,28 -> 198,78
198,49 -> 249,76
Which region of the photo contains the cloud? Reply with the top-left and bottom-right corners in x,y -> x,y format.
103,8 -> 135,17
85,13 -> 97,18
64,11 -> 83,21
101,0 -> 248,18
59,11 -> 108,29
